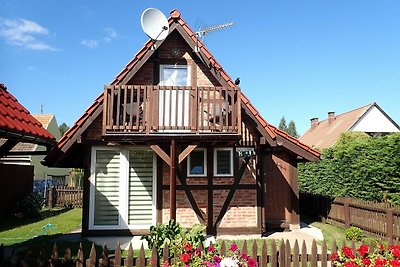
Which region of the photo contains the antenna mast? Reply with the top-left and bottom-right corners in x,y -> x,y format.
194,22 -> 234,52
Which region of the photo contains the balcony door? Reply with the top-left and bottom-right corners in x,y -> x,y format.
159,65 -> 190,128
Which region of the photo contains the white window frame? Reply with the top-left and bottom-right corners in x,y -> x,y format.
213,147 -> 234,177
89,146 -> 156,230
159,65 -> 190,86
187,148 -> 207,177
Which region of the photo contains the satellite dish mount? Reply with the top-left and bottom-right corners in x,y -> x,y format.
141,8 -> 169,49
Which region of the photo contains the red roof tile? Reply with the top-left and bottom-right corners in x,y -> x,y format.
0,83 -> 55,143
50,9 -> 320,162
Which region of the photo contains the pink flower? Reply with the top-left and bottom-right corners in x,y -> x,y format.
241,253 -> 248,260
230,244 -> 238,252
213,255 -> 221,263
248,257 -> 257,267
183,242 -> 193,253
208,246 -> 215,253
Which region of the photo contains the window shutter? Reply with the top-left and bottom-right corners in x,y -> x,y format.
94,150 -> 120,226
128,150 -> 154,226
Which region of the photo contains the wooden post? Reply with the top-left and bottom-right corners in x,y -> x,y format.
48,186 -> 55,208
170,139 -> 177,220
387,209 -> 394,243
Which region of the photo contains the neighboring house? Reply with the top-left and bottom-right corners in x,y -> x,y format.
300,102 -> 400,149
44,10 -> 320,236
1,114 -> 69,184
0,83 -> 55,214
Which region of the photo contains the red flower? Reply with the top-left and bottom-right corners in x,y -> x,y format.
357,245 -> 369,258
248,257 -> 257,267
375,257 -> 387,267
183,242 -> 193,253
195,247 -> 202,257
391,259 -> 400,267
241,253 -> 248,260
392,246 -> 400,258
380,244 -> 386,251
342,247 -> 356,259
230,244 -> 238,252
344,262 -> 359,267
331,252 -> 339,261
180,253 -> 191,263
362,258 -> 371,266
208,246 -> 215,253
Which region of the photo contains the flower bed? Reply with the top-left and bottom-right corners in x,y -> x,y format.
331,244 -> 400,267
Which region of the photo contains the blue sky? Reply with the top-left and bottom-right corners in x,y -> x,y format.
1,1 -> 399,135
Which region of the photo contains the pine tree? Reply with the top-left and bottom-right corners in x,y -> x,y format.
278,116 -> 288,132
287,120 -> 299,138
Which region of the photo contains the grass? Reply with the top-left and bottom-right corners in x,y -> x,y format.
0,208 -> 82,246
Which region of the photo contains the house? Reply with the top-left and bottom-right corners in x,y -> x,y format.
1,114 -> 69,184
299,102 -> 400,149
44,9 -> 320,236
0,83 -> 55,214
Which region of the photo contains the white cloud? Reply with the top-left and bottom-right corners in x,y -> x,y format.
0,17 -> 57,51
80,39 -> 99,48
103,27 -> 117,42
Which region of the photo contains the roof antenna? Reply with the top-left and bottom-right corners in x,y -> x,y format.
194,22 -> 234,52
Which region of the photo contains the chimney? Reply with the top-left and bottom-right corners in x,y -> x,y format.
310,118 -> 319,129
328,111 -> 336,124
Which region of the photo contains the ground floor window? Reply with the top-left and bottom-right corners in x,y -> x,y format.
89,147 -> 156,230
214,148 -> 234,176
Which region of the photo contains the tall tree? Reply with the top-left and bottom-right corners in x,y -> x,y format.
59,122 -> 70,136
287,120 -> 299,138
278,116 -> 288,132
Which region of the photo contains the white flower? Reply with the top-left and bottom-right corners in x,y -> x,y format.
220,257 -> 239,267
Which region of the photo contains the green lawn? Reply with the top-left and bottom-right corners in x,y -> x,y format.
0,208 -> 82,246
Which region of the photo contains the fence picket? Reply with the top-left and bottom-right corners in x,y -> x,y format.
63,246 -> 72,266
321,240 -> 327,267
50,242 -> 58,267
76,242 -> 84,267
242,240 -> 247,255
278,240 -> 285,267
293,240 -> 299,267
301,240 -> 307,267
137,243 -> 145,267
261,240 -> 267,267
311,240 -> 317,267
285,240 -> 291,267
162,244 -> 169,263
220,241 -> 226,256
251,240 -> 257,261
100,245 -> 109,267
86,243 -> 96,267
125,243 -> 133,267
271,240 -> 277,267
114,242 -> 122,267
151,245 -> 158,267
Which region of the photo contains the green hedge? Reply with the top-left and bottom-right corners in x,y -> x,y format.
299,132 -> 400,204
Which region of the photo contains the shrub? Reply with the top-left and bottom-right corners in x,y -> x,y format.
13,192 -> 44,219
141,220 -> 206,258
345,226 -> 364,241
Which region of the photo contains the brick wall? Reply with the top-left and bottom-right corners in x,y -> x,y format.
161,152 -> 258,230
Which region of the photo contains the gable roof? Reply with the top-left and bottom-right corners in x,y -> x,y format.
45,9 -> 319,165
33,114 -> 54,130
0,83 -> 55,147
299,102 -> 400,149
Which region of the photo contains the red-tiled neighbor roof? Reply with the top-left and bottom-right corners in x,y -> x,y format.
0,83 -> 55,146
46,9 -> 320,165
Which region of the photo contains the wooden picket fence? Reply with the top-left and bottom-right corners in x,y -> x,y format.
300,193 -> 400,242
47,186 -> 83,208
0,238 -> 344,267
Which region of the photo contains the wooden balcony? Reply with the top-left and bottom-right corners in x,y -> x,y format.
102,85 -> 241,137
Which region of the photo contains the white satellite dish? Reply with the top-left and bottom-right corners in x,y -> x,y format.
141,8 -> 169,41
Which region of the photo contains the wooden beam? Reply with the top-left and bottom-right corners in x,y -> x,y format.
178,144 -> 197,164
0,139 -> 18,158
150,145 -> 171,166
213,156 -> 251,230
170,139 -> 177,220
175,166 -> 206,224
275,135 -> 320,162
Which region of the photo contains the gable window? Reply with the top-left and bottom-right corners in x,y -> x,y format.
187,148 -> 207,177
159,65 -> 190,127
214,148 -> 233,176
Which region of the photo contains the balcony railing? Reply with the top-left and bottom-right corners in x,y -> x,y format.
103,85 -> 241,136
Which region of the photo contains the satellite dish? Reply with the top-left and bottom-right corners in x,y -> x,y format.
141,8 -> 169,41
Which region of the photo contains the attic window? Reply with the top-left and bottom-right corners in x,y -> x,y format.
160,65 -> 189,86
